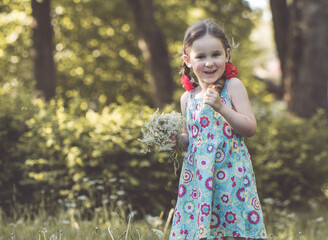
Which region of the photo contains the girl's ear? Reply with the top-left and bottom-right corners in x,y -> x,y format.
226,48 -> 231,62
183,55 -> 192,68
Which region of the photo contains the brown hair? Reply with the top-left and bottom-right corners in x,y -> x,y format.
182,19 -> 231,96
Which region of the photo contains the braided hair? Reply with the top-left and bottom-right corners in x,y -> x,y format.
182,19 -> 231,96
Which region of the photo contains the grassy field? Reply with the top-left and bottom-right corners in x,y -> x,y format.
1,199 -> 327,240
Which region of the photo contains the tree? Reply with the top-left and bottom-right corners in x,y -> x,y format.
270,0 -> 328,118
32,0 -> 56,101
125,0 -> 175,108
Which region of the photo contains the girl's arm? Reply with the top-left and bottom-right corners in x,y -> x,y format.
204,78 -> 257,137
171,91 -> 189,149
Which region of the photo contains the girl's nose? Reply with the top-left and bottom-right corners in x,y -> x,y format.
205,61 -> 214,67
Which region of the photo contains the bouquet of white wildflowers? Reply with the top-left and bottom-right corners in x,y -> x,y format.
139,110 -> 184,173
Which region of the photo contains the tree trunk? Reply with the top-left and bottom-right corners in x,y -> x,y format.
269,0 -> 289,93
32,0 -> 56,101
270,0 -> 328,118
125,0 -> 174,108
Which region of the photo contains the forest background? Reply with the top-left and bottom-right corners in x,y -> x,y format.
0,0 -> 328,238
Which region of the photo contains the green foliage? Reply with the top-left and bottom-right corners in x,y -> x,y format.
0,80 -> 38,209
0,0 -> 258,106
0,0 -> 34,88
1,85 -> 177,215
248,103 -> 328,209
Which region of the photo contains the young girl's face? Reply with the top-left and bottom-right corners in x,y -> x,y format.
184,34 -> 230,86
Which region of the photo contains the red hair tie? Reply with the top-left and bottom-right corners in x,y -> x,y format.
223,62 -> 238,79
180,75 -> 195,92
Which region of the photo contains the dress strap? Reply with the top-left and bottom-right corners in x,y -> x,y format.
189,89 -> 195,100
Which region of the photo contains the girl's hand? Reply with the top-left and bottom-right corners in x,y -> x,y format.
203,88 -> 224,112
170,133 -> 189,150
170,134 -> 178,147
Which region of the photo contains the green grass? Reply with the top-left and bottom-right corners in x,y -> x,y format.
1,200 -> 327,240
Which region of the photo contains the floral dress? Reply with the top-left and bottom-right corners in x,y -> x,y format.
169,80 -> 267,240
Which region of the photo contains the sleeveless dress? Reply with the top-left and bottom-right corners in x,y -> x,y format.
169,80 -> 267,240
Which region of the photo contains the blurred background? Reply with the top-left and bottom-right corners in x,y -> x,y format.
0,0 -> 327,238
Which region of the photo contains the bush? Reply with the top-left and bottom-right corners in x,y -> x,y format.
248,102 -> 328,210
17,93 -> 177,217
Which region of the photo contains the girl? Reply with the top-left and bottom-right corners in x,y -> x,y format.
170,19 -> 267,240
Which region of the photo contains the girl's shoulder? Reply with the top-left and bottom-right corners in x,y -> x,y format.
226,77 -> 246,95
180,90 -> 190,107
181,90 -> 190,101
226,77 -> 244,89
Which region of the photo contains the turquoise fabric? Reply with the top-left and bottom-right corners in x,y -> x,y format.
170,80 -> 267,240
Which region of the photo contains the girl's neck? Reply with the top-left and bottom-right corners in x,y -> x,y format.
194,82 -> 210,98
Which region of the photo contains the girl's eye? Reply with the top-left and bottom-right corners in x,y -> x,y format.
213,53 -> 221,57
196,55 -> 205,59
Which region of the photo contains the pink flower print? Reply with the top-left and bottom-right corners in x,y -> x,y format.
232,182 -> 236,187
186,153 -> 194,166
223,123 -> 234,139
191,189 -> 200,200
216,204 -> 221,210
184,230 -> 188,235
196,136 -> 203,146
191,124 -> 199,138
196,170 -> 200,175
233,232 -> 241,237
244,176 -> 250,187
222,222 -> 226,228
207,144 -> 214,153
191,114 -> 195,120
230,139 -> 239,152
252,197 -> 261,210
196,103 -> 201,110
182,169 -> 193,184
215,169 -> 228,183
225,211 -> 237,224
200,158 -> 207,168
200,116 -> 210,128
210,212 -> 220,229
184,202 -> 194,213
207,133 -> 214,139
221,193 -> 230,204
206,177 -> 213,191
227,163 -> 232,168
180,229 -> 183,234
237,188 -> 245,201
216,120 -> 220,126
221,97 -> 226,104
174,210 -> 181,224
200,203 -> 210,216
215,148 -> 225,163
178,184 -> 186,197
198,175 -> 203,181
199,227 -> 205,236
190,214 -> 194,220
248,211 -> 260,224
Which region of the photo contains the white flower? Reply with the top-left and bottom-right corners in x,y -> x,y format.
139,110 -> 184,152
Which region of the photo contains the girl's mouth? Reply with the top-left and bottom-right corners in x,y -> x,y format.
205,70 -> 217,74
